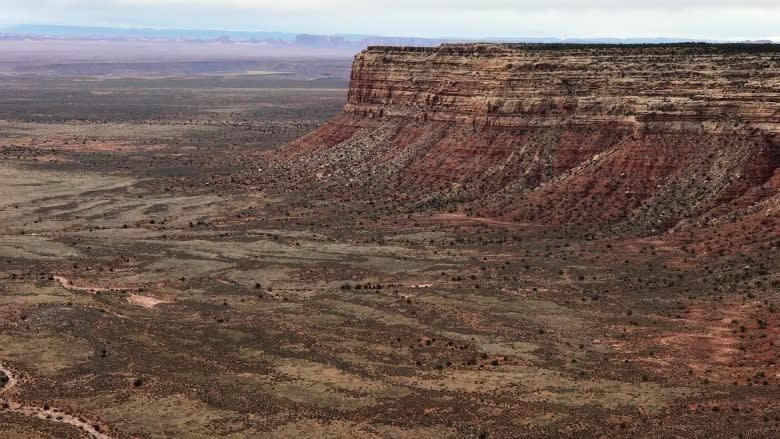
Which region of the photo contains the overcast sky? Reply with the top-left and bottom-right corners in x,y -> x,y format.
1,0 -> 779,40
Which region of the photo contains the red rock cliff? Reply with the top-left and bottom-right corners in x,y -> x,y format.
346,44 -> 780,133
273,44 -> 780,239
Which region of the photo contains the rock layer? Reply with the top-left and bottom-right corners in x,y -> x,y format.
346,44 -> 780,133
274,44 -> 780,240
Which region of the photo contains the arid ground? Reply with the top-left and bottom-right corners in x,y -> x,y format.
0,71 -> 778,438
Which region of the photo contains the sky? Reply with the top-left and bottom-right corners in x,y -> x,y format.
1,0 -> 779,40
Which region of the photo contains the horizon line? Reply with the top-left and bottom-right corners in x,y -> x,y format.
0,23 -> 775,44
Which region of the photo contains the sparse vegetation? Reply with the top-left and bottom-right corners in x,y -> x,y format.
0,46 -> 777,439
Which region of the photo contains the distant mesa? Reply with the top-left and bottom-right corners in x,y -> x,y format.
296,34 -> 346,47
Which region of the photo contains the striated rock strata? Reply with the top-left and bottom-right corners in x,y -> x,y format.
347,44 -> 780,133
272,44 -> 780,241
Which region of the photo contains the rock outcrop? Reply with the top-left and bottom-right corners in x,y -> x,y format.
273,43 -> 780,241
346,44 -> 780,133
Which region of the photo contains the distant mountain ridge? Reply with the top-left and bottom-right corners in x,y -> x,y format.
1,24 -> 298,41
4,24 -> 770,46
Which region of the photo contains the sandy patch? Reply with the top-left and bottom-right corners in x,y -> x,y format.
126,294 -> 173,309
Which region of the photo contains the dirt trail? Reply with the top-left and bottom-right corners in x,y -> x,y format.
53,276 -> 112,293
0,363 -> 113,439
55,276 -> 172,310
424,212 -> 525,228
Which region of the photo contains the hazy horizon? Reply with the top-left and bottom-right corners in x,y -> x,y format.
2,24 -> 754,44
1,1 -> 779,41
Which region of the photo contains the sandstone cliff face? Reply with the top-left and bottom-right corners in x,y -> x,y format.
274,44 -> 780,241
347,44 -> 780,134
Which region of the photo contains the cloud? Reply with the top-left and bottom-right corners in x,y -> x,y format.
1,0 -> 778,39
65,0 -> 780,13
80,0 -> 780,9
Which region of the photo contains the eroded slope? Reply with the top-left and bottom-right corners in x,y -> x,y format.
269,44 -> 780,243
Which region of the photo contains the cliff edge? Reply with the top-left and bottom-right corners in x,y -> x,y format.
271,43 -> 780,244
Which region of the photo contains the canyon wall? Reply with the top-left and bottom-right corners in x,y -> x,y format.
347,44 -> 780,134
273,44 -> 780,241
